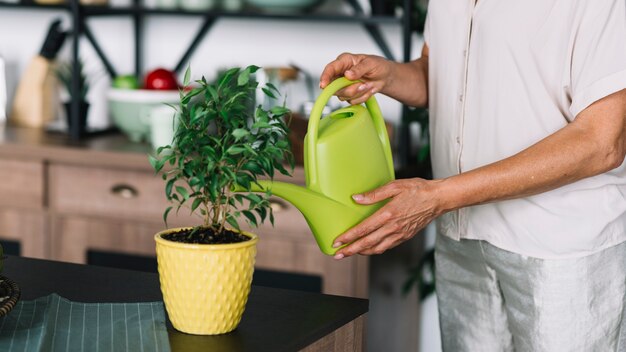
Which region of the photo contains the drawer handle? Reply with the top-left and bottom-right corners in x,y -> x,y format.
269,199 -> 287,213
111,184 -> 139,199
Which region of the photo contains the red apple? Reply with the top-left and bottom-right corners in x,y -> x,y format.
144,68 -> 178,90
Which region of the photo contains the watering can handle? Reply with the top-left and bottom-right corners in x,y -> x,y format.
307,77 -> 395,188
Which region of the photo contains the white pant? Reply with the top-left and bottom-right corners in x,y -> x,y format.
435,234 -> 626,352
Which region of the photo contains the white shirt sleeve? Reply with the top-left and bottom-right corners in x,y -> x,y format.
569,0 -> 626,117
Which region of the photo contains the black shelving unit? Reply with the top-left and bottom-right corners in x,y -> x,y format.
0,0 -> 415,163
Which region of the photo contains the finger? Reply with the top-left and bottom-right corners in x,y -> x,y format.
335,82 -> 371,99
348,88 -> 377,105
337,87 -> 370,104
334,223 -> 395,259
319,53 -> 359,88
359,233 -> 405,256
332,206 -> 393,248
352,181 -> 402,205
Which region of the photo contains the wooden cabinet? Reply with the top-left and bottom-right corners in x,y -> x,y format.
0,157 -> 47,258
0,209 -> 46,259
0,158 -> 45,209
0,128 -> 368,298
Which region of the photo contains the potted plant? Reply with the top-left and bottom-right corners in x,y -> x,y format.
55,60 -> 90,136
149,65 -> 293,335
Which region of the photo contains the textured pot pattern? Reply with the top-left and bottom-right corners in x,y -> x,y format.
155,229 -> 258,335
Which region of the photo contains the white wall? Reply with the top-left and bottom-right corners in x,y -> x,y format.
0,2 -> 424,129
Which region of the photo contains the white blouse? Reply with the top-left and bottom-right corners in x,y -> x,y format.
425,0 -> 626,258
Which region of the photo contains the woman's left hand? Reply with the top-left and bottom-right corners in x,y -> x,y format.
332,178 -> 447,259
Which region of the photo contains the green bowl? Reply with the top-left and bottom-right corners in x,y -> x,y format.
108,88 -> 180,143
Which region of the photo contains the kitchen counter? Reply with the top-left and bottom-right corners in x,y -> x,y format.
3,255 -> 368,351
0,125 -> 154,170
0,125 -> 308,179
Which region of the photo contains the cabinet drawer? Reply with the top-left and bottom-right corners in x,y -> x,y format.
0,158 -> 44,209
49,164 -> 173,222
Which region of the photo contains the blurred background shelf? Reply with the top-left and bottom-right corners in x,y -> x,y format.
0,0 -> 415,158
0,2 -> 69,10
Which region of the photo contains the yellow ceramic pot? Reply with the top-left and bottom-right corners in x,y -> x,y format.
155,228 -> 258,335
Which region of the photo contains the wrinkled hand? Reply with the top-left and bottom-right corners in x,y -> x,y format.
319,53 -> 394,105
332,178 -> 445,259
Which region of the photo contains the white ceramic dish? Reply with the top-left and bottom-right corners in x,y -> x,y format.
107,88 -> 180,143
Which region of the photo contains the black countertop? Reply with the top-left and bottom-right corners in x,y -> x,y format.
4,256 -> 368,352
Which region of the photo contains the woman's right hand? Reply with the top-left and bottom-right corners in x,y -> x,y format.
319,53 -> 394,105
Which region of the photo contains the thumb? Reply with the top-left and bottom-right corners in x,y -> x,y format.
352,183 -> 400,205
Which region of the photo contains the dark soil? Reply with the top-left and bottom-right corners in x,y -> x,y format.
162,227 -> 250,245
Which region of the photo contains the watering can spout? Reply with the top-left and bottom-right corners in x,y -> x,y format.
243,180 -> 371,255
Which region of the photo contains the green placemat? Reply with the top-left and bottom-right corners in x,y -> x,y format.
0,294 -> 170,352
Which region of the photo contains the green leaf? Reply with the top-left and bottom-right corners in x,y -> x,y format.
218,67 -> 240,89
243,144 -> 258,156
183,89 -> 204,105
262,87 -> 277,99
183,66 -> 191,86
189,176 -> 201,187
191,197 -> 203,213
275,162 -> 291,176
256,206 -> 267,222
163,206 -> 173,227
232,129 -> 249,140
252,121 -> 271,129
270,106 -> 290,116
236,174 -> 251,190
226,146 -> 246,155
148,155 -> 160,172
165,179 -> 176,199
243,161 -> 263,174
223,91 -> 247,108
242,210 -> 257,227
207,85 -> 219,101
266,82 -> 280,93
246,65 -> 261,74
246,193 -> 262,204
226,214 -> 240,230
237,68 -> 251,86
208,173 -> 218,201
176,186 -> 190,200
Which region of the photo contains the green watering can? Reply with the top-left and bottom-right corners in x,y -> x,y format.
251,77 -> 395,255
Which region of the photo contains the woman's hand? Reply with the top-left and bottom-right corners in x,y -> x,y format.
319,53 -> 394,105
332,178 -> 447,259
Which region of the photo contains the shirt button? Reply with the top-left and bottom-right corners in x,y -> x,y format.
456,137 -> 461,144
463,50 -> 467,57
459,94 -> 464,102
